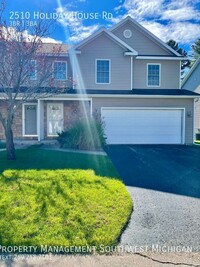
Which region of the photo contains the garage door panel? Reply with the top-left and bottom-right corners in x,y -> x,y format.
102,108 -> 184,144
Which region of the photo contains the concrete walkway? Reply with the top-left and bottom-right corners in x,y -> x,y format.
0,252 -> 199,267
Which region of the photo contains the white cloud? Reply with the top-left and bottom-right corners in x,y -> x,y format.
141,21 -> 200,44
40,37 -> 62,43
23,31 -> 62,43
111,0 -> 200,46
161,7 -> 200,21
120,0 -> 200,22
166,0 -> 198,9
56,7 -> 99,43
1,27 -> 61,43
69,24 -> 99,42
123,0 -> 164,20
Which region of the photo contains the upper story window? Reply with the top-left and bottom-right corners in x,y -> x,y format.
29,60 -> 37,80
96,59 -> 110,84
147,64 -> 161,87
54,61 -> 67,80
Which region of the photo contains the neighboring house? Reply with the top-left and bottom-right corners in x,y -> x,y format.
182,57 -> 200,134
0,16 -> 199,144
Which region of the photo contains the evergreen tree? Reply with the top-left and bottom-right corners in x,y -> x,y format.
192,38 -> 200,59
167,39 -> 190,74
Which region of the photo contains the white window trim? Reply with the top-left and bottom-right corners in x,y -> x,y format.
53,61 -> 67,81
22,103 -> 38,137
147,63 -> 161,87
47,103 -> 64,137
30,60 -> 37,81
95,59 -> 111,85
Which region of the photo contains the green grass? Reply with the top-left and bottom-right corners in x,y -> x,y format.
0,169 -> 132,249
194,140 -> 200,144
0,146 -> 119,178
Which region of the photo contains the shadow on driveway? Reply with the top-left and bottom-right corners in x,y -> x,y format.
106,145 -> 200,198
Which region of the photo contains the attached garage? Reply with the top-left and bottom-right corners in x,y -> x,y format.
101,107 -> 185,144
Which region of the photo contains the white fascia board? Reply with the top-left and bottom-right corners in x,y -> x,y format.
74,27 -> 138,55
45,53 -> 69,57
110,16 -> 182,57
73,27 -> 105,50
181,56 -> 200,87
62,94 -> 200,99
40,96 -> 92,101
125,52 -> 138,56
136,56 -> 188,60
106,30 -> 138,54
68,49 -> 81,54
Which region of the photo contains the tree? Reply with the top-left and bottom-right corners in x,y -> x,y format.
0,2 -> 65,160
192,38 -> 200,59
166,39 -> 190,74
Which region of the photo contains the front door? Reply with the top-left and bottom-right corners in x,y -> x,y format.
47,103 -> 63,136
24,104 -> 37,136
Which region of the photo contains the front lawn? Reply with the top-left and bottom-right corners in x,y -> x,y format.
0,146 -> 119,178
0,169 -> 132,249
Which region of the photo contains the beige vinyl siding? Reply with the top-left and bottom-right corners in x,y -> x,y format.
182,64 -> 200,134
112,22 -> 173,56
92,97 -> 194,144
195,100 -> 200,133
76,33 -> 131,90
133,60 -> 180,89
182,63 -> 200,92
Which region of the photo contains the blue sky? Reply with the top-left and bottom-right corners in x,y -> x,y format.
4,0 -> 200,54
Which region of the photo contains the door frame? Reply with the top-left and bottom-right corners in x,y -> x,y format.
47,102 -> 64,137
22,103 -> 38,137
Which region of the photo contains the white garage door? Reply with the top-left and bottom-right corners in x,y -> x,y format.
101,108 -> 184,144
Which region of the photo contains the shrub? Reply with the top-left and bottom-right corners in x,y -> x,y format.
57,118 -> 106,150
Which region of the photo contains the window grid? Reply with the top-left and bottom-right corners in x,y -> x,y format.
96,60 -> 110,84
30,60 -> 37,80
148,64 -> 160,86
54,62 -> 67,80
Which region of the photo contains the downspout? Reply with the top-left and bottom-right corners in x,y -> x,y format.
193,98 -> 198,144
179,61 -> 181,89
72,54 -> 75,89
37,99 -> 41,141
131,56 -> 133,90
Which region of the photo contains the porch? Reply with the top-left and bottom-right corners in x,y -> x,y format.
0,98 -> 92,141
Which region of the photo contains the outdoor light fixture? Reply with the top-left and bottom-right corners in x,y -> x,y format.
187,111 -> 192,118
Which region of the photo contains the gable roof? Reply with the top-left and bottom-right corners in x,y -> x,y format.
181,57 -> 200,87
111,16 -> 182,57
74,27 -> 138,55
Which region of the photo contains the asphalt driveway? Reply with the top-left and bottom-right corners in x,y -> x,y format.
106,145 -> 200,251
106,145 -> 200,197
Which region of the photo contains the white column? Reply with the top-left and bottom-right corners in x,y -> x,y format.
37,99 -> 44,141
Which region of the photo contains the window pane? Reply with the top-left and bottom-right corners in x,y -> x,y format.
96,60 -> 110,83
54,62 -> 67,80
148,65 -> 160,86
29,60 -> 37,80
